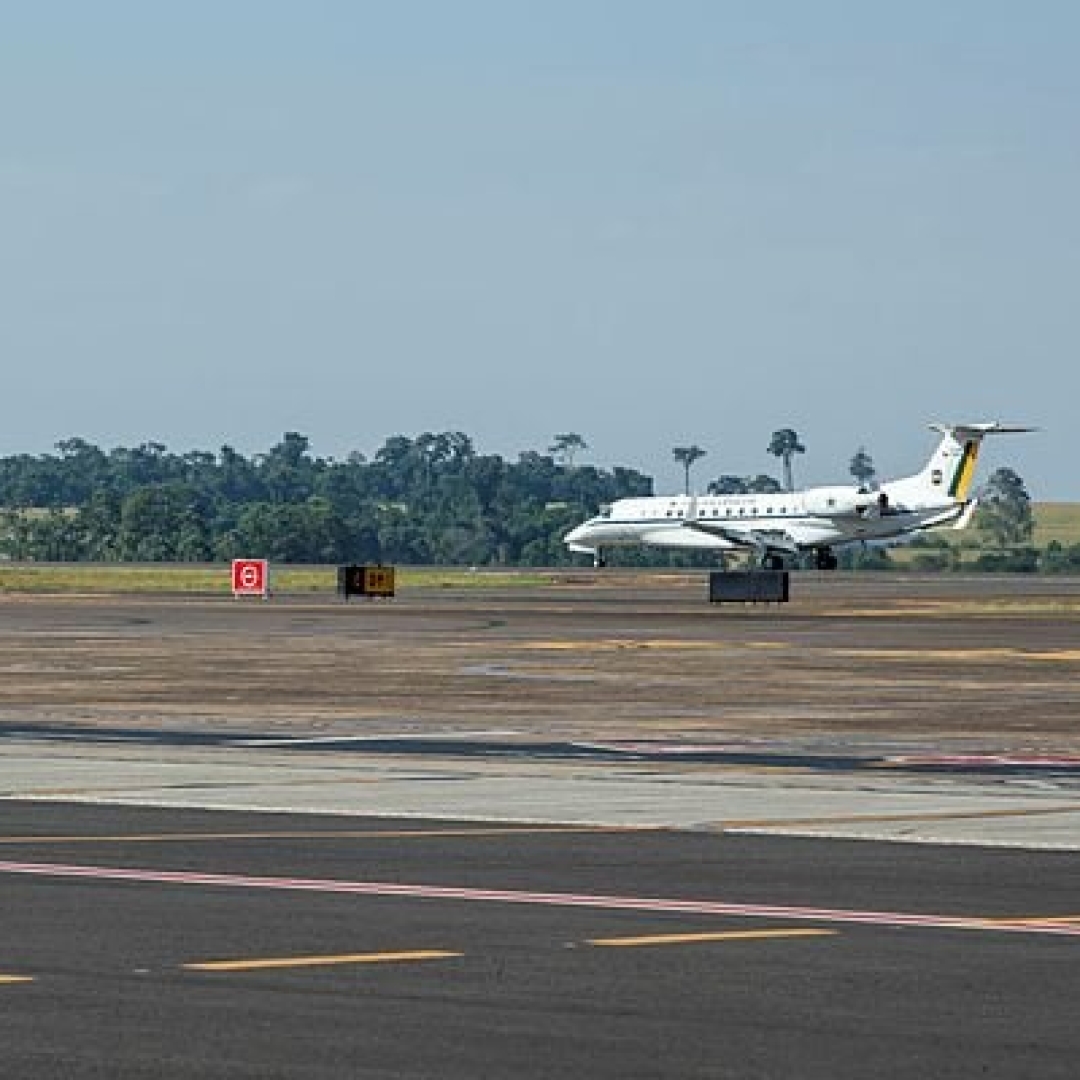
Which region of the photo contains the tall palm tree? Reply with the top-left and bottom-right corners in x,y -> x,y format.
767,428 -> 805,492
549,433 -> 587,469
672,445 -> 707,494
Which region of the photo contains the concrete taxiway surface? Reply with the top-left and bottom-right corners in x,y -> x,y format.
1,802 -> 1078,1079
4,738 -> 1080,848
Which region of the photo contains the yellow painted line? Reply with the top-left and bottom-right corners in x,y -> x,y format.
587,928 -> 836,948
184,949 -> 462,972
830,647 -> 1080,663
0,825 -> 649,846
820,603 -> 1080,618
0,975 -> 34,984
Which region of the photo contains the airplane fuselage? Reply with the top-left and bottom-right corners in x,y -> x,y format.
565,487 -> 960,558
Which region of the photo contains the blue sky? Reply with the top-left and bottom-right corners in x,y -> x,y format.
2,2 -> 1077,495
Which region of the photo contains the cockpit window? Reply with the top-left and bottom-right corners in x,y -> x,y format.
598,504 -> 612,519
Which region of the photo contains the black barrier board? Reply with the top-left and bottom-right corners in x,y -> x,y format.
338,565 -> 396,599
709,570 -> 789,603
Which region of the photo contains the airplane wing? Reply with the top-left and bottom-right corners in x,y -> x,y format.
683,519 -> 800,555
679,495 -> 801,553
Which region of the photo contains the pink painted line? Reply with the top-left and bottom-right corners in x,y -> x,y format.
888,754 -> 1080,768
2,859 -> 1079,939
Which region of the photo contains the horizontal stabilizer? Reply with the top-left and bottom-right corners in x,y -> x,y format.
929,422 -> 1038,437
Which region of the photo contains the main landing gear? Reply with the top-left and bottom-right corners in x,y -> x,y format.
814,547 -> 839,571
593,550 -> 607,569
760,550 -> 836,570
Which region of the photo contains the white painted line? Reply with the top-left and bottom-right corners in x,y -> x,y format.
237,731 -> 521,748
2,860 -> 1080,939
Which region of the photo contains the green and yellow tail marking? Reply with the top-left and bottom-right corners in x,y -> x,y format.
948,440 -> 980,499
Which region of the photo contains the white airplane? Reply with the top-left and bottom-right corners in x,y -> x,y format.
564,422 -> 1033,570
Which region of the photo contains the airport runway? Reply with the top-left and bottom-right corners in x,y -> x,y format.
1,575 -> 1079,1075
1,801 -> 1078,1079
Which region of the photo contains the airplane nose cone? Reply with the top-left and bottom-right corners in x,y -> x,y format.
563,522 -> 596,553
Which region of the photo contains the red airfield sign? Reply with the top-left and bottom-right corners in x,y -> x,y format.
231,559 -> 269,598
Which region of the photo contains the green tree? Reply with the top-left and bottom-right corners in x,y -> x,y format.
1040,541 -> 1080,574
767,428 -> 806,492
259,432 -> 319,503
976,467 -> 1034,548
849,447 -> 876,488
53,438 -> 112,503
548,433 -> 587,469
706,474 -> 781,495
745,474 -> 783,494
117,484 -> 209,561
0,429 -> 654,566
218,444 -> 261,503
672,445 -> 707,494
707,475 -> 747,495
75,491 -> 122,560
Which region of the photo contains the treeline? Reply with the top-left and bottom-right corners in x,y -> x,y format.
1,432 -> 1075,572
0,433 -> 651,565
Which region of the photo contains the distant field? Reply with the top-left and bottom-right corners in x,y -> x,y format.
867,502 -> 1080,569
1031,502 -> 1080,547
948,502 -> 1080,551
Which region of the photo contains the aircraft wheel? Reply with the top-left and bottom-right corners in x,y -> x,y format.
815,549 -> 838,571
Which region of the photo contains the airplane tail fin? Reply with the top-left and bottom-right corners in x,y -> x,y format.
908,423 -> 1035,502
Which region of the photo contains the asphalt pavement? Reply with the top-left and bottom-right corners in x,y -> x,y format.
1,802 -> 1077,1079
